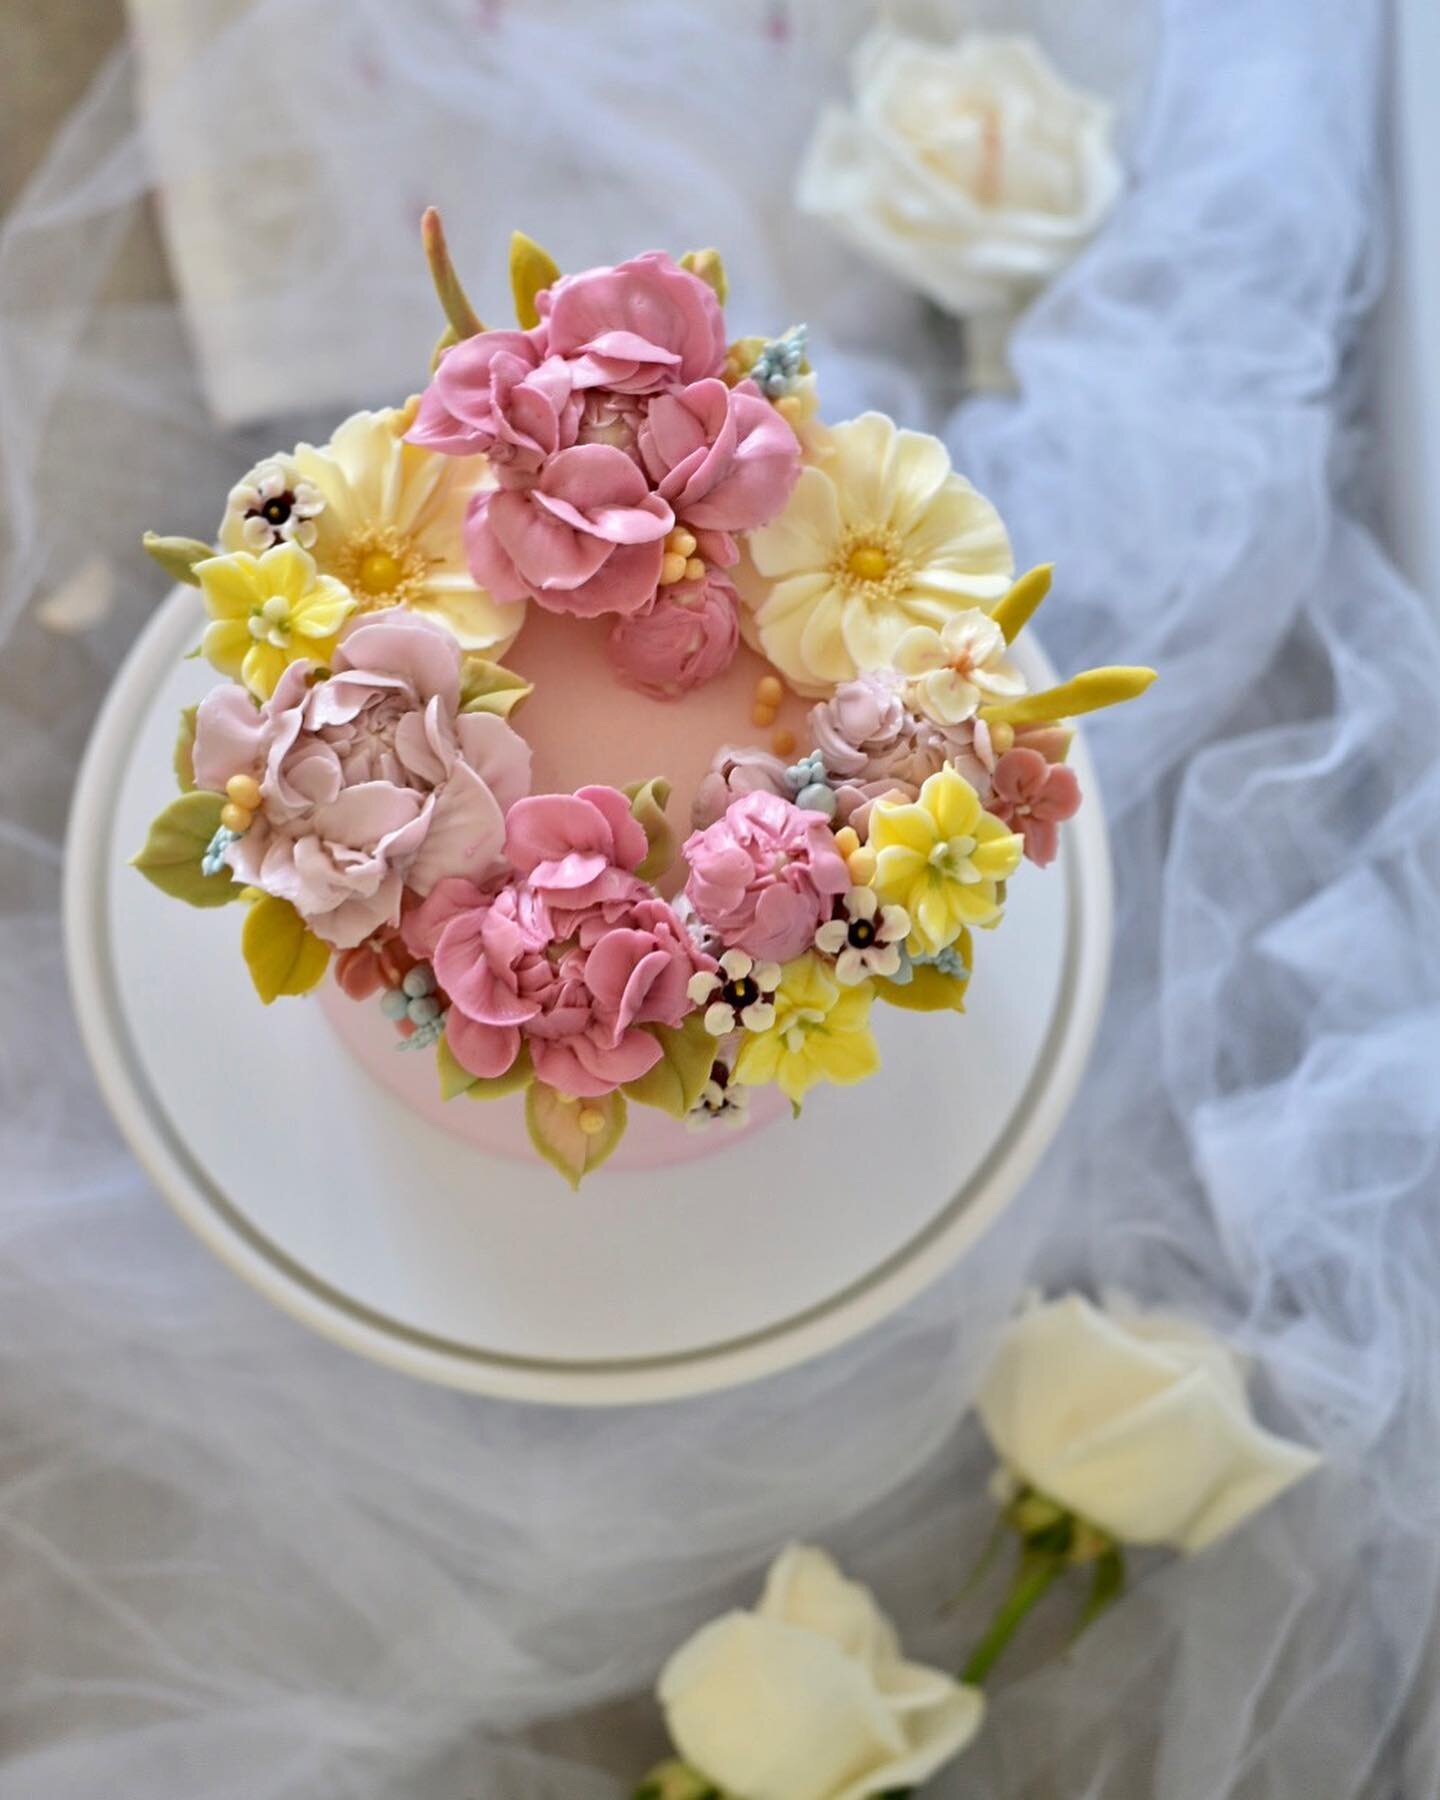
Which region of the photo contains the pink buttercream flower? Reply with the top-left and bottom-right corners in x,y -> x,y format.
334,920 -> 419,1000
637,377 -> 800,534
408,330 -> 581,474
607,573 -> 740,700
691,745 -> 792,830
539,251 -> 726,395
682,790 -> 850,963
810,671 -> 995,829
465,442 -> 673,618
986,747 -> 1082,867
191,611 -> 530,949
504,784 -> 651,922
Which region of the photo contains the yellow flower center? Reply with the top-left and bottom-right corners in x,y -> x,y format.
248,592 -> 293,648
334,525 -> 430,611
834,528 -> 909,602
847,544 -> 891,582
929,834 -> 981,883
782,1006 -> 827,1053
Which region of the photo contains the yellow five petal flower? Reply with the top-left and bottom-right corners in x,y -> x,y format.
196,543 -> 356,700
733,954 -> 881,1106
870,764 -> 1023,955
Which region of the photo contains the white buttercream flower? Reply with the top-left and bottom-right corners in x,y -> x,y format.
658,1545 -> 984,1800
813,887 -> 909,984
687,949 -> 782,1036
798,31 -> 1122,320
223,456 -> 324,552
976,1294 -> 1321,1552
685,1061 -> 751,1133
737,412 -> 1013,696
222,405 -> 521,655
893,607 -> 1025,725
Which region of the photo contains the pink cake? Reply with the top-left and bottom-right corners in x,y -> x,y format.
131,219 -> 1153,1185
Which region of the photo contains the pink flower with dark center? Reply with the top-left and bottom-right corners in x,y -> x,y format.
539,251 -> 726,395
986,747 -> 1082,867
465,443 -> 674,618
683,790 -> 850,963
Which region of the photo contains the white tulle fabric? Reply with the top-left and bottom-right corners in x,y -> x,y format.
1,2 -> 1436,1797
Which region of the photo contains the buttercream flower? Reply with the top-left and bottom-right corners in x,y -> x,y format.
408,329 -> 579,473
797,31 -> 1122,321
638,377 -> 800,535
221,455 -> 323,551
504,784 -> 651,922
657,1544 -> 982,1800
466,443 -> 673,619
892,607 -> 1025,725
196,542 -> 356,700
738,413 -> 1013,695
685,1058 -> 751,1133
733,955 -> 879,1104
607,573 -> 740,699
977,1294 -> 1321,1553
334,921 -> 418,1001
683,792 -> 850,964
238,407 -> 522,654
814,887 -> 910,984
687,948 -> 781,1036
870,764 -> 1022,952
540,251 -> 727,394
691,745 -> 792,830
191,610 -> 530,948
986,746 -> 1081,866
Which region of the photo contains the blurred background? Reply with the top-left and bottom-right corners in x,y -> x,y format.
3,3 -> 1438,1797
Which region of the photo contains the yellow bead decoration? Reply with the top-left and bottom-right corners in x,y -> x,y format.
220,802 -> 253,834
771,727 -> 797,757
577,1108 -> 606,1136
755,674 -> 784,706
225,774 -> 261,810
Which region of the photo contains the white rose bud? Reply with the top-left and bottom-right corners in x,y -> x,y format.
658,1545 -> 983,1800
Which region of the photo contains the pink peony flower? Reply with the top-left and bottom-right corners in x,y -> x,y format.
682,790 -> 850,963
539,251 -> 726,395
192,611 -> 530,949
691,745 -> 792,830
504,784 -> 651,923
408,330 -> 580,474
465,443 -> 673,618
986,747 -> 1082,867
607,573 -> 740,700
637,377 -> 800,535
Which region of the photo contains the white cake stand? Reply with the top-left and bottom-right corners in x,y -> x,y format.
64,590 -> 1112,1406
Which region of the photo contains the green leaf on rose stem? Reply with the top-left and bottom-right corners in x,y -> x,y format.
525,1084 -> 627,1190
622,775 -> 675,883
509,229 -> 561,330
130,791 -> 244,908
436,1033 -> 534,1102
141,531 -> 215,587
240,893 -> 331,1004
1073,1546 -> 1127,1646
621,1013 -> 717,1118
457,654 -> 534,720
172,703 -> 199,792
679,248 -> 728,305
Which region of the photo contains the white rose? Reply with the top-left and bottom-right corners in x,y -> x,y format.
657,1545 -> 983,1800
798,31 -> 1122,318
976,1294 -> 1321,1552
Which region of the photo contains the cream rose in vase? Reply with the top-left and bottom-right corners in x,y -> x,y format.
798,31 -> 1123,387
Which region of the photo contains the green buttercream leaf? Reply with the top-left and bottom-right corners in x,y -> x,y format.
622,775 -> 674,883
458,655 -> 534,719
436,1034 -> 534,1101
130,791 -> 242,907
142,531 -> 213,586
241,893 -> 330,1004
525,1084 -> 627,1189
622,1013 -> 717,1118
679,248 -> 728,305
172,704 -> 199,792
510,229 -> 561,329
876,941 -> 972,1013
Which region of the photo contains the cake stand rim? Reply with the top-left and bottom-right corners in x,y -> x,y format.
63,589 -> 1112,1407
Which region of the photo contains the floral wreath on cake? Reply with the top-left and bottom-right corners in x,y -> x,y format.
133,215 -> 1154,1186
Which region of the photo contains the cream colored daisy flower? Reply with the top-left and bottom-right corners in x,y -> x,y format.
220,405 -> 521,655
736,412 -> 1013,696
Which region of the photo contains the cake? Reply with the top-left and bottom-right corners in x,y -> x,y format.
131,216 -> 1154,1186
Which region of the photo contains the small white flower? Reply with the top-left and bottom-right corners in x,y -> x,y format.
892,607 -> 1026,726
813,887 -> 910,984
658,1545 -> 984,1800
224,456 -> 324,552
687,950 -> 782,1036
976,1293 -> 1321,1553
685,1065 -> 752,1133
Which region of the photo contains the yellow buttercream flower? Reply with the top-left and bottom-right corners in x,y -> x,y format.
736,411 -> 1013,695
870,764 -> 1023,954
197,543 -> 356,700
732,954 -> 880,1106
220,406 -> 521,655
